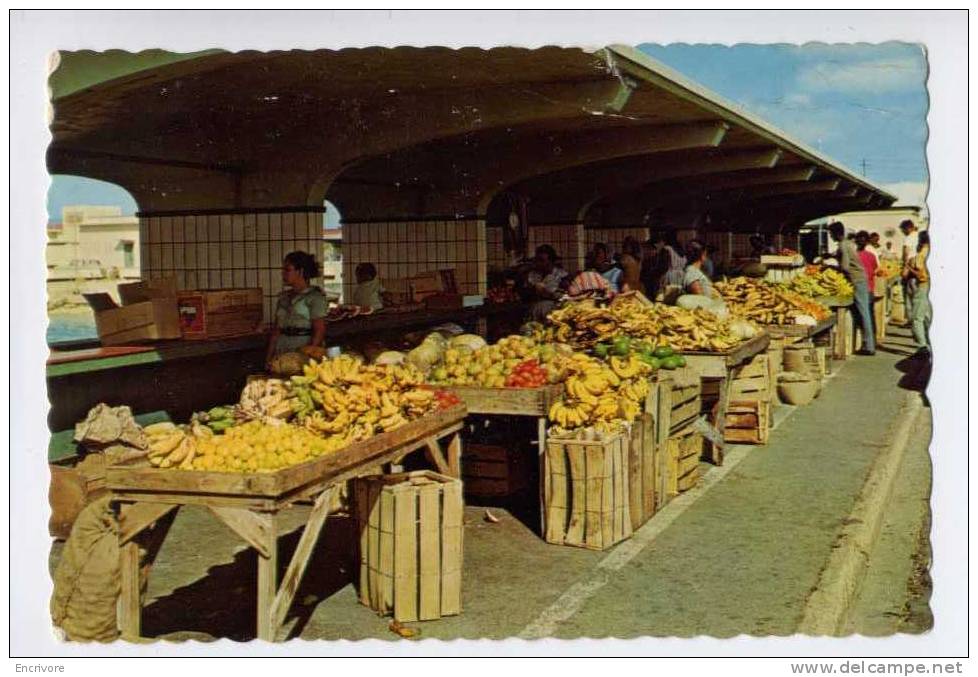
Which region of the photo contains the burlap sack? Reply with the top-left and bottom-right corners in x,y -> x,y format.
50,496 -> 121,642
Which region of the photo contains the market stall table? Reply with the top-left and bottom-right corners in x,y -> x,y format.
106,404 -> 466,642
818,296 -> 855,360
678,332 -> 771,465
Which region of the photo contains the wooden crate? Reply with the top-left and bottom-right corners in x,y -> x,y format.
626,411 -> 659,531
461,443 -> 529,497
729,353 -> 773,404
49,453 -> 108,540
544,433 -> 632,551
355,471 -> 463,623
722,400 -> 771,445
428,384 -> 562,417
176,288 -> 263,340
666,424 -> 704,497
666,369 -> 703,433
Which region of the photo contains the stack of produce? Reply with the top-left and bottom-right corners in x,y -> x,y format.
714,277 -> 831,324
545,295 -> 745,353
289,355 -> 443,438
547,352 -> 654,439
593,336 -> 687,370
785,266 -> 854,299
139,355 -> 457,474
426,334 -> 571,387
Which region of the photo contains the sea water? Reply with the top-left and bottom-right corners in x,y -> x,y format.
46,313 -> 98,344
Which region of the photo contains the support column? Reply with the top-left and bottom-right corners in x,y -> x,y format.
138,207 -> 326,321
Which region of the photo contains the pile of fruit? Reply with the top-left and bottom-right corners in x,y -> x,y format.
140,354 -> 459,474
714,277 -> 831,324
593,336 -> 687,370
785,266 -> 854,299
289,355 -> 443,437
545,295 -> 744,353
426,335 -> 570,388
188,421 -> 350,473
547,353 -> 654,435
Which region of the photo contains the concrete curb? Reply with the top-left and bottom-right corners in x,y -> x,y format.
797,391 -> 925,636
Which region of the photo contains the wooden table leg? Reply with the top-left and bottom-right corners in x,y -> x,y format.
118,539 -> 142,640
712,377 -> 729,466
538,416 -> 548,537
447,432 -> 462,479
270,485 -> 338,640
256,514 -> 278,642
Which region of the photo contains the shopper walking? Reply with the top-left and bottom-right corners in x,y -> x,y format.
855,231 -> 879,339
899,219 -> 920,325
903,230 -> 932,354
829,222 -> 875,355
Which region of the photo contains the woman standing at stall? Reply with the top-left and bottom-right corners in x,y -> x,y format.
619,236 -> 646,295
265,251 -> 328,368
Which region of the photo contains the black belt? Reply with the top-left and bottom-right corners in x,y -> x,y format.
280,327 -> 312,337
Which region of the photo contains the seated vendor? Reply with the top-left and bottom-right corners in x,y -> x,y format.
265,251 -> 328,368
351,262 -> 385,311
526,244 -> 569,321
683,239 -> 719,299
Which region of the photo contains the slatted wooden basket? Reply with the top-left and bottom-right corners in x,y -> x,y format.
544,432 -> 632,551
355,470 -> 463,623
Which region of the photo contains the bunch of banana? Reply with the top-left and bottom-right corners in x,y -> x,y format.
546,295 -> 744,353
546,353 -> 652,430
191,406 -> 236,433
610,296 -> 743,353
288,355 -> 443,442
238,377 -> 293,425
143,421 -> 214,469
715,277 -> 831,324
785,266 -> 854,299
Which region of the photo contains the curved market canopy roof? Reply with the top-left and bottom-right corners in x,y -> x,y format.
48,45 -> 895,228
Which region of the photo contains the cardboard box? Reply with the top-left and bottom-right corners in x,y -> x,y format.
177,288 -> 263,340
83,277 -> 181,346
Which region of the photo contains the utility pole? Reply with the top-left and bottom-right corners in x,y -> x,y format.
860,158 -> 868,177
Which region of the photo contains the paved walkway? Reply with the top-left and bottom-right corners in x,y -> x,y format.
49,328 -> 933,641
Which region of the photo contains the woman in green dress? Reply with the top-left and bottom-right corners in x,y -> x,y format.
265,251 -> 328,369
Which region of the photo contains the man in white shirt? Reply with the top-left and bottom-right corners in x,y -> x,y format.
899,220 -> 919,325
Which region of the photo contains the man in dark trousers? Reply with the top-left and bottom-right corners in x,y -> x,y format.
829,222 -> 875,355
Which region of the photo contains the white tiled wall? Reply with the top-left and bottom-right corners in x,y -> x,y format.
341,219 -> 487,300
140,210 -> 325,322
527,224 -> 585,273
584,227 -> 650,260
486,227 -> 507,271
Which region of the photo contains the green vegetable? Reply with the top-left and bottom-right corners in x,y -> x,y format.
653,345 -> 675,359
612,336 -> 632,357
675,355 -> 687,367
207,406 -> 231,420
207,419 -> 235,433
661,355 -> 682,370
594,343 -> 611,359
638,354 -> 661,370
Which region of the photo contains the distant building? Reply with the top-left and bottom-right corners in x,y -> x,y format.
47,205 -> 140,280
807,206 -> 928,251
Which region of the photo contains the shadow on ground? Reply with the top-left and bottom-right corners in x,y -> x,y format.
141,515 -> 358,641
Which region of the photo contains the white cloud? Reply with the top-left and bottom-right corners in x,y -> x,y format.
880,180 -> 929,213
796,56 -> 926,94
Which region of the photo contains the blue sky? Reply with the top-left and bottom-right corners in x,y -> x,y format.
47,42 -> 929,221
638,42 -> 929,204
